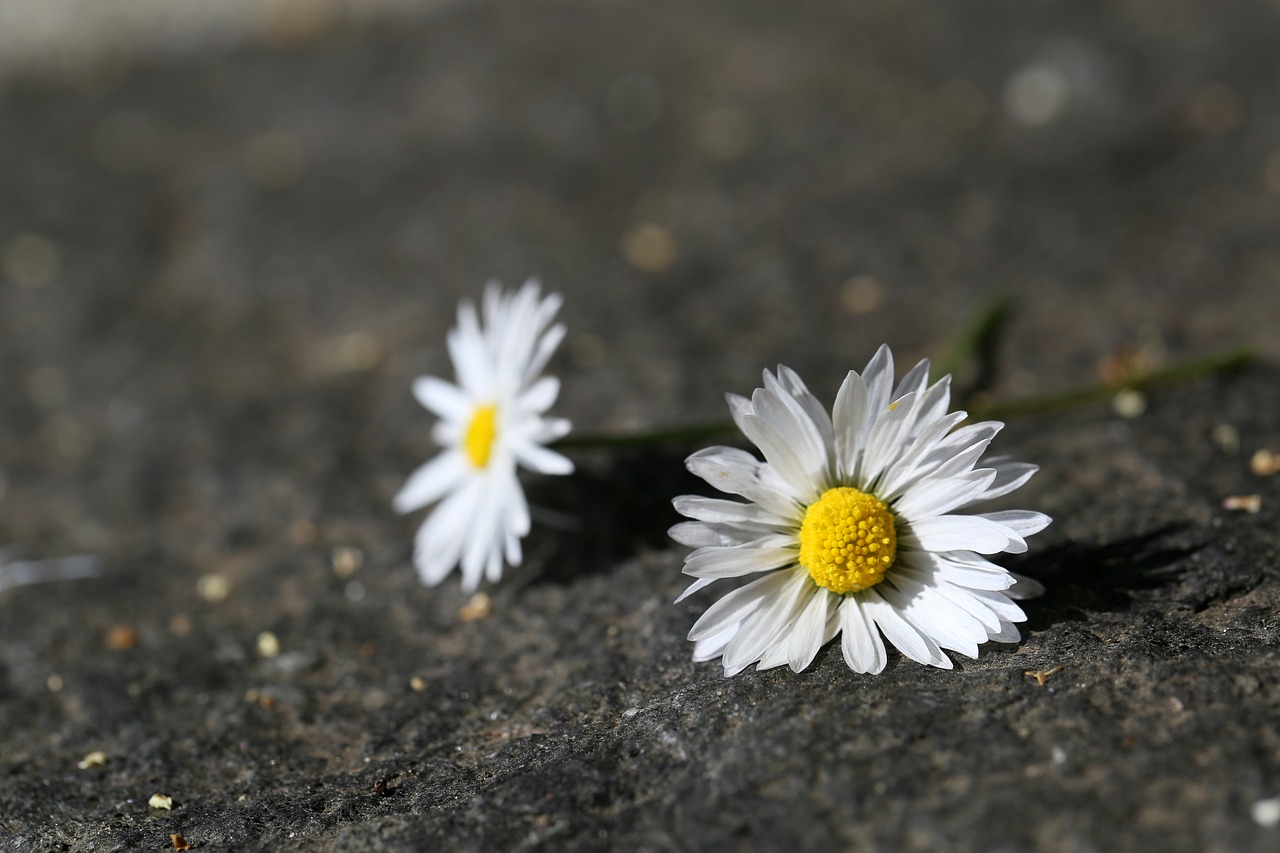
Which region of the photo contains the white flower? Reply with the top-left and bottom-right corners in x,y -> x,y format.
394,280 -> 573,592
671,345 -> 1050,676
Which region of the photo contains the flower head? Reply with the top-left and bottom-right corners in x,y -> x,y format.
394,280 -> 573,592
671,345 -> 1049,676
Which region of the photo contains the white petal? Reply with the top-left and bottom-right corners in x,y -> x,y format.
894,468 -> 997,520
755,376 -> 829,486
881,578 -> 984,657
861,587 -> 939,667
876,411 -> 969,501
721,571 -> 812,675
675,576 -> 716,603
688,570 -> 794,640
776,364 -> 835,452
912,375 -> 953,435
976,457 -> 1038,501
921,422 -> 1002,472
860,345 -> 895,443
683,543 -> 796,579
517,376 -> 560,415
672,495 -> 788,526
739,413 -> 821,502
787,588 -> 832,673
524,322 -> 567,384
393,452 -> 467,513
860,391 -> 920,486
413,485 -> 480,587
903,554 -> 1013,592
838,596 -> 887,674
1006,572 -> 1045,600
528,416 -> 572,444
966,588 -> 1028,624
669,522 -> 728,548
892,358 -> 931,401
412,376 -> 471,421
692,624 -> 737,661
512,440 -> 574,475
447,303 -> 492,396
987,621 -> 1022,643
931,581 -> 1004,633
908,515 -> 1018,554
832,368 -> 870,482
726,393 -> 754,434
684,446 -> 802,518
976,510 -> 1052,538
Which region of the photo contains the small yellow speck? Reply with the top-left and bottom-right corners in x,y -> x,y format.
1222,494 -> 1262,513
196,574 -> 230,603
78,751 -> 108,770
256,631 -> 281,658
1250,448 -> 1280,477
458,592 -> 492,622
149,793 -> 174,810
1111,389 -> 1147,419
409,676 -> 428,692
330,545 -> 363,578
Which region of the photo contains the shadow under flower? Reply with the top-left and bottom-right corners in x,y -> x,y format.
517,446 -> 705,587
1013,523 -> 1202,631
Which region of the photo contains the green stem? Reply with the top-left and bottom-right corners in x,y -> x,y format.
935,294 -> 1013,385
554,420 -> 737,450
555,346 -> 1257,450
970,346 -> 1257,420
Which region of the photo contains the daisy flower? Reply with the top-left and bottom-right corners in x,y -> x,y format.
671,345 -> 1050,676
394,280 -> 573,592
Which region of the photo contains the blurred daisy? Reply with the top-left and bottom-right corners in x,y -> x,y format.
671,345 -> 1049,676
394,280 -> 573,592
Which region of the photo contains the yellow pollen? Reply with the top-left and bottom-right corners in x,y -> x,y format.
463,404 -> 498,469
798,487 -> 897,594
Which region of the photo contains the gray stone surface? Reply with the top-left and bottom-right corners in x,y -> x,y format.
2,1 -> 1279,850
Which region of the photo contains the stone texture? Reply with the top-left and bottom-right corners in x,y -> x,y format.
2,1 -> 1279,850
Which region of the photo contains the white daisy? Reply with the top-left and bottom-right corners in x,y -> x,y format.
394,280 -> 573,592
671,345 -> 1050,676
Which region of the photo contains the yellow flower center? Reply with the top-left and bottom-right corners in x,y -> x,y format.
798,487 -> 897,594
463,404 -> 498,469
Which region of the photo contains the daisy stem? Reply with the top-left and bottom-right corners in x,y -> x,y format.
554,421 -> 737,449
969,345 -> 1257,419
555,346 -> 1257,449
935,293 -> 1013,384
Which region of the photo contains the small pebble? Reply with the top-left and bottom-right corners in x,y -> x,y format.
196,574 -> 229,603
1221,495 -> 1262,514
458,591 -> 492,622
1251,796 -> 1280,828
1111,389 -> 1147,419
1250,448 -> 1280,477
77,751 -> 108,770
148,793 -> 174,810
256,631 -> 281,659
330,545 -> 363,578
105,624 -> 138,651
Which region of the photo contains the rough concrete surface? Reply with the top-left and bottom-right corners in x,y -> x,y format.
2,1 -> 1279,850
